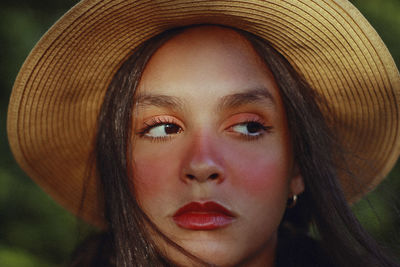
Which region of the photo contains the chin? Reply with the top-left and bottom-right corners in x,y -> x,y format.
153,235 -> 234,266
161,236 -> 266,267
186,240 -> 237,266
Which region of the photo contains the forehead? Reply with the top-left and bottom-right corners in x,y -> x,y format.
136,26 -> 282,109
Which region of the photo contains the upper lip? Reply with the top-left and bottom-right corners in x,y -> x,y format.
173,201 -> 235,217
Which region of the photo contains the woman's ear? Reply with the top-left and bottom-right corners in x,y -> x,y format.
289,166 -> 304,196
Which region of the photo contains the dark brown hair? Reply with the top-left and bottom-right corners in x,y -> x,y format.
72,26 -> 399,267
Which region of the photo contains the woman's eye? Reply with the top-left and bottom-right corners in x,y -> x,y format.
145,123 -> 182,137
231,122 -> 268,136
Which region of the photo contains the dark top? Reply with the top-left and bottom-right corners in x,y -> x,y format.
276,230 -> 334,267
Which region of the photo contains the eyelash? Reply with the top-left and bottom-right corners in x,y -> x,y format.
136,117 -> 179,142
232,119 -> 273,141
136,118 -> 273,142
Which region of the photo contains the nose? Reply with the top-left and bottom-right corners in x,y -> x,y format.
181,133 -> 224,184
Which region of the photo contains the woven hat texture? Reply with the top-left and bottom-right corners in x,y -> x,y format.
7,0 -> 400,227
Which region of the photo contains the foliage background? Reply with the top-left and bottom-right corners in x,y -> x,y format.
0,0 -> 399,266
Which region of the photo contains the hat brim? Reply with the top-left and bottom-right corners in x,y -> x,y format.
7,0 -> 400,228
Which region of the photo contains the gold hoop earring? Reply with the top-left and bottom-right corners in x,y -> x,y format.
287,194 -> 298,208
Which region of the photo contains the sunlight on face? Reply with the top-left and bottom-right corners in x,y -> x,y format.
132,26 -> 304,267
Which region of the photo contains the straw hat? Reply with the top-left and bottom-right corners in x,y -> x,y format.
7,0 -> 400,228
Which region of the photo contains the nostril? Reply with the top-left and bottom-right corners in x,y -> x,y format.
209,173 -> 219,180
183,172 -> 222,182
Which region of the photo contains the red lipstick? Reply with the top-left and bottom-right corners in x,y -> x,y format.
173,201 -> 235,230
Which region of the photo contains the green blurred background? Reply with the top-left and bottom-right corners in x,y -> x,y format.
0,0 -> 399,266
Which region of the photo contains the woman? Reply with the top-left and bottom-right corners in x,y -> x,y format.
7,0 -> 400,266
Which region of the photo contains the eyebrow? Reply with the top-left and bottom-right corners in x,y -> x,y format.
135,93 -> 185,111
217,87 -> 276,111
135,87 -> 275,111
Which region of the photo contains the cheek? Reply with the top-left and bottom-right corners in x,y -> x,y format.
133,147 -> 181,200
223,140 -> 292,200
232,157 -> 291,210
237,159 -> 288,194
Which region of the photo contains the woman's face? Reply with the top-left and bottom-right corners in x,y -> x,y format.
132,26 -> 304,266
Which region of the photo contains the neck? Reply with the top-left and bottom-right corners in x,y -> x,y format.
235,232 -> 277,267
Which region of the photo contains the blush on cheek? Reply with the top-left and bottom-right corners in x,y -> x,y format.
228,149 -> 291,198
221,135 -> 292,197
133,157 -> 174,199
241,164 -> 287,194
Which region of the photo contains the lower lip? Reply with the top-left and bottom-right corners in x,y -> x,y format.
173,212 -> 234,230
